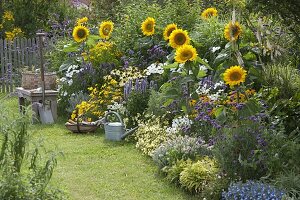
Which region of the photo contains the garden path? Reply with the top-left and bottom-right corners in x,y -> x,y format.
2,96 -> 197,200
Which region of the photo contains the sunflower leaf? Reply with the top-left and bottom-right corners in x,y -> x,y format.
163,98 -> 174,107
163,62 -> 178,69
63,42 -> 79,52
197,70 -> 207,78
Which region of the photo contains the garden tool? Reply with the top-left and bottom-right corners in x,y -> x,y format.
104,111 -> 138,141
36,32 -> 54,124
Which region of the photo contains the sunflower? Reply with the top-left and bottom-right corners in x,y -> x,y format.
224,21 -> 242,41
99,21 -> 114,40
141,17 -> 155,36
223,65 -> 247,87
175,44 -> 198,63
77,17 -> 88,25
169,29 -> 190,49
201,7 -> 218,19
163,23 -> 177,41
72,25 -> 89,43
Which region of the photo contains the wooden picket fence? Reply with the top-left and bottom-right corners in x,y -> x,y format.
0,37 -> 54,93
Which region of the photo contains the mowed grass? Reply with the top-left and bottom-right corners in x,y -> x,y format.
0,95 -> 197,200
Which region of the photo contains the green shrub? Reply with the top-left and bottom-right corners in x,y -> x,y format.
272,171 -> 300,199
263,63 -> 300,99
126,90 -> 150,127
146,90 -> 167,117
163,159 -> 193,185
179,157 -> 224,198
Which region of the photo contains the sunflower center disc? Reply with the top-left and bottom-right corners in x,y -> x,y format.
104,25 -> 111,35
77,29 -> 86,38
146,23 -> 153,31
230,72 -> 242,81
182,51 -> 192,59
167,28 -> 175,37
175,33 -> 186,45
231,25 -> 239,36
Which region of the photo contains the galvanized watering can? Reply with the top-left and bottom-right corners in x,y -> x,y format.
104,111 -> 138,141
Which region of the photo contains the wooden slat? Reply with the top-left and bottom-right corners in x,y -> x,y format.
0,39 -> 4,93
7,41 -> 13,92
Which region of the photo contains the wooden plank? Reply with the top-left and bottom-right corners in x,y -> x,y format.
0,39 -> 4,93
7,40 -> 13,92
3,39 -> 8,92
20,38 -> 25,67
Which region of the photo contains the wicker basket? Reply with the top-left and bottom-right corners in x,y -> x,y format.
65,121 -> 98,133
21,72 -> 57,90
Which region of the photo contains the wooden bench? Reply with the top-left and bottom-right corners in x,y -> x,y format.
16,87 -> 58,122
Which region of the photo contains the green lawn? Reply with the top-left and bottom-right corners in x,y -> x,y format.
0,95 -> 196,200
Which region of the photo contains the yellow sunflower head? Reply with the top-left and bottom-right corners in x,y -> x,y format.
175,44 -> 198,63
163,23 -> 177,41
224,21 -> 242,41
72,25 -> 89,43
77,17 -> 88,25
223,65 -> 247,87
169,29 -> 190,49
141,17 -> 155,36
99,21 -> 114,40
201,7 -> 218,19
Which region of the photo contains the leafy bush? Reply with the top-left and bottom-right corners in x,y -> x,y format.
222,180 -> 286,200
146,90 -> 167,116
163,159 -> 193,185
263,63 -> 300,99
0,104 -> 64,199
134,115 -> 174,156
272,171 -> 300,199
152,135 -> 210,169
179,157 -> 220,194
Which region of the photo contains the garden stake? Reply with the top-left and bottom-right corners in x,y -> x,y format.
36,32 -> 54,124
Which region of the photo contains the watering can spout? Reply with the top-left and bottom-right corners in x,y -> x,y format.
121,126 -> 138,139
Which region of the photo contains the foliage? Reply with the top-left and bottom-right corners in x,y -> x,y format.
222,180 -> 286,200
163,159 -> 193,185
0,10 -> 23,40
146,90 -> 168,116
0,103 -> 64,199
272,171 -> 300,199
246,0 -> 300,45
179,157 -> 220,195
262,62 -> 300,99
125,90 -> 150,127
152,135 -> 210,169
134,115 -> 174,156
3,0 -> 65,37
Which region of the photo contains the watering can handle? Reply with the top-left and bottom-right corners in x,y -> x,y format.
104,111 -> 124,126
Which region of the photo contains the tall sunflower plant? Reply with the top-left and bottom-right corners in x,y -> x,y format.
63,18 -> 114,55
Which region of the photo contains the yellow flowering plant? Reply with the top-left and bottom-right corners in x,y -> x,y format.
70,75 -> 122,120
0,10 -> 23,40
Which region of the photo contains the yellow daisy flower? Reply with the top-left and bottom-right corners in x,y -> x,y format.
224,21 -> 242,41
223,65 -> 247,87
175,44 -> 198,63
72,25 -> 89,43
3,11 -> 14,21
77,17 -> 88,25
141,17 -> 155,36
169,29 -> 190,49
201,8 -> 218,19
99,21 -> 114,40
5,31 -> 15,41
163,23 -> 177,41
